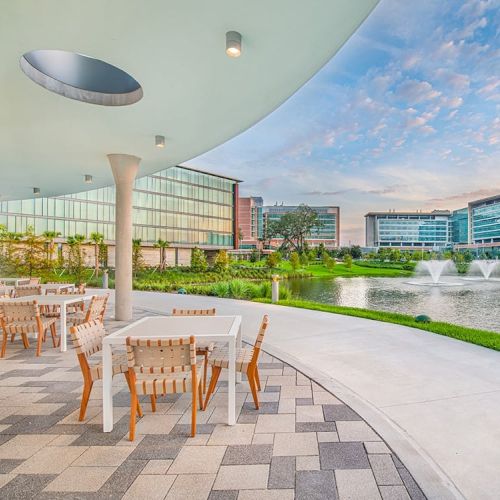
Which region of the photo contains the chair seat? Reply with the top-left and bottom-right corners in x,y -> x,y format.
208,347 -> 254,372
87,352 -> 129,381
3,317 -> 57,334
67,311 -> 86,325
196,341 -> 214,353
134,366 -> 203,395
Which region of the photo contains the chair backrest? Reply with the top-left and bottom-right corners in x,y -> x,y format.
0,300 -> 39,322
14,285 -> 42,297
77,283 -> 87,294
172,308 -> 216,316
250,315 -> 269,366
126,336 -> 196,375
85,294 -> 109,322
29,277 -> 41,285
69,320 -> 105,371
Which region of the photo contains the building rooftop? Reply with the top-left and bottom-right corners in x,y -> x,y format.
365,210 -> 451,217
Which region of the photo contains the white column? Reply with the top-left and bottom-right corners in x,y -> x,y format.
108,154 -> 141,321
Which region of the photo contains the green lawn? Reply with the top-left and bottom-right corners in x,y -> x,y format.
254,298 -> 500,351
275,261 -> 412,278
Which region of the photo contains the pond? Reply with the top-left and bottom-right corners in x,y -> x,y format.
285,276 -> 500,332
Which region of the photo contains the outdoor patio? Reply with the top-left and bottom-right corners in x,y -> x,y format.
0,304 -> 424,499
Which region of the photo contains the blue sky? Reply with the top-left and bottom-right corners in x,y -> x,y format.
189,0 -> 500,245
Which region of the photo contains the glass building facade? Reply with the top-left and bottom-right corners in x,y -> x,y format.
450,208 -> 469,244
0,165 -> 238,249
365,211 -> 451,249
264,205 -> 339,248
470,195 -> 500,244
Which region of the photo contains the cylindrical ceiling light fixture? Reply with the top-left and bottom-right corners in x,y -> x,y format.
155,135 -> 165,148
226,31 -> 242,58
84,174 -> 93,184
33,187 -> 40,196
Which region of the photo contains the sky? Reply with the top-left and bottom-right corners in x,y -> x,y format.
188,0 -> 500,245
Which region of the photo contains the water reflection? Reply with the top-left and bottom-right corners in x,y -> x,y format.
285,277 -> 500,332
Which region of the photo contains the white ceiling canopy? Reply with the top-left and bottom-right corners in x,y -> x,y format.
0,0 -> 378,200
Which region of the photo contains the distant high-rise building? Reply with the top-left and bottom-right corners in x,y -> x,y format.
264,205 -> 340,249
364,210 -> 451,250
450,208 -> 469,245
238,196 -> 264,249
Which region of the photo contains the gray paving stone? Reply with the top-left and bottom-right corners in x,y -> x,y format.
1,415 -> 62,435
237,414 -> 258,424
0,414 -> 28,425
0,473 -> 57,499
99,459 -> 147,494
369,454 -> 403,485
0,434 -> 14,446
392,454 -> 405,469
323,404 -> 362,421
222,444 -> 273,465
296,398 -> 314,406
398,468 -> 426,500
170,423 -> 216,435
0,458 -> 24,473
38,392 -> 80,403
319,442 -> 370,470
128,434 -> 187,460
296,470 -> 338,500
268,456 -> 295,489
380,485 -> 411,500
296,421 -> 337,433
208,490 -> 239,500
241,402 -> 279,414
264,386 -> 281,393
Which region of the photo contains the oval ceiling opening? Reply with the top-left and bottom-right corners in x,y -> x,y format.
20,49 -> 143,106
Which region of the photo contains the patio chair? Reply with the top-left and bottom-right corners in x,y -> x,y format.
43,289 -> 85,319
204,315 -> 269,411
70,320 -> 142,421
0,300 -> 58,357
14,285 -> 42,297
126,335 -> 203,441
29,277 -> 41,285
171,308 -> 216,393
68,294 -> 108,326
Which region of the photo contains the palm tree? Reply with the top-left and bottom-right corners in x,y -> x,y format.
42,230 -> 61,268
132,238 -> 144,276
89,232 -> 104,278
66,234 -> 86,283
153,239 -> 170,271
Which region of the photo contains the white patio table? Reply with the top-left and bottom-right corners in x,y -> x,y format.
0,293 -> 94,352
0,277 -> 30,286
3,283 -> 75,295
102,315 -> 242,432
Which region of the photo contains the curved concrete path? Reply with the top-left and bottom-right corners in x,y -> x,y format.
108,290 -> 500,500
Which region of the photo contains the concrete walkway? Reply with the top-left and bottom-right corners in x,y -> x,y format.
117,290 -> 500,500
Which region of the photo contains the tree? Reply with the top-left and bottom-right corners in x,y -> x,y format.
350,245 -> 362,259
299,252 -> 309,267
266,205 -> 322,253
323,253 -> 336,270
132,238 -> 144,276
237,227 -> 244,244
213,249 -> 231,273
66,234 -> 86,284
343,254 -> 353,269
249,248 -> 260,263
42,230 -> 61,268
89,232 -> 104,277
22,226 -> 46,277
266,252 -> 280,269
190,247 -> 208,272
317,242 -> 326,258
289,251 -> 300,271
154,239 -> 170,271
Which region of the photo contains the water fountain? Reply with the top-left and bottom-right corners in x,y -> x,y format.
463,260 -> 500,281
407,260 -> 464,286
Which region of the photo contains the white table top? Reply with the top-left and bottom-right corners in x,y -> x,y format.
0,294 -> 93,305
105,315 -> 241,344
2,283 -> 75,293
0,277 -> 30,285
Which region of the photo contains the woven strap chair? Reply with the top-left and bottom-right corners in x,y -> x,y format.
0,300 -> 58,357
14,285 -> 42,297
126,335 -> 203,441
171,308 -> 216,394
69,320 -> 141,421
204,315 -> 269,411
68,294 -> 108,326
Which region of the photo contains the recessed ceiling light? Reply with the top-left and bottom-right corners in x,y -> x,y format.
226,31 -> 242,58
20,50 -> 143,106
155,135 -> 166,148
33,187 -> 40,196
84,174 -> 93,184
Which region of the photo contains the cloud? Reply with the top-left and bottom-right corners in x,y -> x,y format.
428,188 -> 500,204
395,79 -> 442,104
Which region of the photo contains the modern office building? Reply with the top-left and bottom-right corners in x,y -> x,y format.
0,165 -> 240,266
365,210 -> 451,250
450,208 -> 469,245
238,197 -> 264,249
264,205 -> 340,249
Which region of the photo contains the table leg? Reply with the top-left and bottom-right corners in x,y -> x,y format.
60,303 -> 67,352
228,336 -> 236,426
236,324 -> 242,383
103,342 -> 114,432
